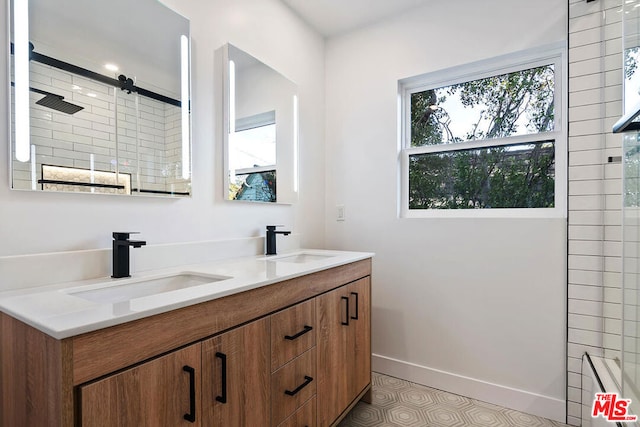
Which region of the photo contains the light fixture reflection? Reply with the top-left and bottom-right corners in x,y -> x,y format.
30,145 -> 36,189
228,59 -> 236,183
14,0 -> 30,162
293,95 -> 299,193
180,35 -> 190,180
229,59 -> 236,133
105,63 -> 119,72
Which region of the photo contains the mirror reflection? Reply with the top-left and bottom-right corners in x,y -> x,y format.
224,44 -> 298,203
9,0 -> 191,197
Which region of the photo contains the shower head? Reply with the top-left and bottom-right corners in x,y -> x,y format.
11,83 -> 86,115
35,94 -> 84,115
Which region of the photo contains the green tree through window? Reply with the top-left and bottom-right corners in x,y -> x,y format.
407,64 -> 556,209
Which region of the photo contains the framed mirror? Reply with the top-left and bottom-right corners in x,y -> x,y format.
223,44 -> 298,204
8,0 -> 192,197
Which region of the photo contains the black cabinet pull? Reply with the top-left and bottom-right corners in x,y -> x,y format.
284,325 -> 313,341
341,296 -> 349,326
284,375 -> 313,396
215,352 -> 227,404
182,365 -> 196,423
350,292 -> 359,320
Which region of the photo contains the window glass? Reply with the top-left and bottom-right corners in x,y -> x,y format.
408,141 -> 555,209
410,65 -> 555,147
229,123 -> 276,171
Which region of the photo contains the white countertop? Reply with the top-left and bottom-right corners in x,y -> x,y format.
0,249 -> 373,339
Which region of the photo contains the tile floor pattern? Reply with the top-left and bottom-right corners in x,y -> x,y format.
338,373 -> 570,427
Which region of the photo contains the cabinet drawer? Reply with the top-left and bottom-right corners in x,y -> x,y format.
278,397 -> 316,427
271,299 -> 316,371
271,348 -> 317,426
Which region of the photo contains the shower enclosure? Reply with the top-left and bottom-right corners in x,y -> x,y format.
622,0 -> 640,422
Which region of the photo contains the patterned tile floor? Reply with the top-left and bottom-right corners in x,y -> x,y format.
338,373 -> 570,427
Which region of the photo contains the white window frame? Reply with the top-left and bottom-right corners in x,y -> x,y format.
398,43 -> 567,218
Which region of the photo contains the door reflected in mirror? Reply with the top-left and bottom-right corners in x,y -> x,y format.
8,0 -> 192,197
224,44 -> 298,204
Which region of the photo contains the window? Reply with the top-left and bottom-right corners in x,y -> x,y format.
228,111 -> 277,202
399,47 -> 566,217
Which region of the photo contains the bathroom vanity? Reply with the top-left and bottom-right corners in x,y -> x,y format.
0,251 -> 372,427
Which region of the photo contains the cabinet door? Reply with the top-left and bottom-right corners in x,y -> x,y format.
316,285 -> 351,427
80,344 -> 201,427
347,277 -> 371,400
316,277 -> 371,427
201,317 -> 270,426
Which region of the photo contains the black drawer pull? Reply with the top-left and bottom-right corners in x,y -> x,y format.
182,365 -> 196,423
215,352 -> 227,404
350,292 -> 359,320
284,375 -> 313,396
284,325 -> 313,341
341,296 -> 349,326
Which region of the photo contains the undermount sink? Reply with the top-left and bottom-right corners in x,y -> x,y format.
67,272 -> 232,304
270,253 -> 335,264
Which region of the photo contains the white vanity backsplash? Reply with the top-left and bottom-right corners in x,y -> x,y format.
0,234 -> 301,292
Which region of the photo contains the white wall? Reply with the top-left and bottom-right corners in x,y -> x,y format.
0,0 -> 326,256
324,0 -> 567,421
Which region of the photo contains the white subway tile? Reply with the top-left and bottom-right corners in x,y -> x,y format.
570,269 -> 603,286
604,163 -> 621,179
570,27 -> 603,48
604,241 -> 622,257
604,225 -> 622,241
569,134 -> 604,151
603,302 -> 621,319
570,88 -> 604,107
604,84 -> 623,103
569,240 -> 603,256
569,298 -> 603,316
571,73 -> 604,92
603,332 -> 621,351
569,225 -> 605,240
570,149 -> 604,166
569,328 -> 602,347
606,132 -> 623,148
570,11 -> 604,33
604,256 -> 622,273
568,342 -> 603,359
570,164 -> 604,180
569,179 -> 603,195
569,313 -> 603,332
604,210 -> 622,225
569,195 -> 603,210
570,103 -> 604,121
570,284 -> 604,301
604,178 -> 621,195
569,119 -> 605,136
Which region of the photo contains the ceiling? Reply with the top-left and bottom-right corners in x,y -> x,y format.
280,0 -> 432,37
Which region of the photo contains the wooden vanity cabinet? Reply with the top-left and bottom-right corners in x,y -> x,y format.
0,258 -> 371,427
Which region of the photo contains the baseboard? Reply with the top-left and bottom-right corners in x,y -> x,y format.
372,353 -> 566,423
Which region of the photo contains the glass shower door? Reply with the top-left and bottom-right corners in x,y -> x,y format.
624,131 -> 640,419
622,0 -> 640,420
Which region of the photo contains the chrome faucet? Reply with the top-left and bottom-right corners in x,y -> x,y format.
266,225 -> 290,255
112,232 -> 147,278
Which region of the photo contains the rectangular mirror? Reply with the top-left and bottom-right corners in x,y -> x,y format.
223,44 -> 298,204
8,0 -> 192,197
